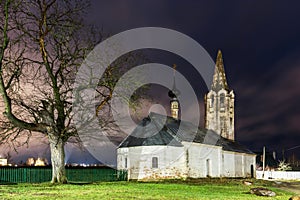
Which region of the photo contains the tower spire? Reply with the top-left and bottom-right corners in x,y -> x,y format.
168,64 -> 180,120
211,50 -> 229,91
205,50 -> 235,140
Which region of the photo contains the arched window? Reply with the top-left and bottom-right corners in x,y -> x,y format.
125,157 -> 128,168
152,157 -> 158,168
210,95 -> 214,107
171,101 -> 179,109
220,93 -> 225,108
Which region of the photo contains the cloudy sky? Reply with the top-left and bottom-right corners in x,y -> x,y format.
86,0 -> 300,160
2,1 -> 300,164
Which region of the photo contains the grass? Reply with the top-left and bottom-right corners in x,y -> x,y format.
0,179 -> 295,200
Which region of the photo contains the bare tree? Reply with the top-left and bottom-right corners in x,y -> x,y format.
0,0 -> 90,183
0,0 -> 144,183
277,160 -> 292,171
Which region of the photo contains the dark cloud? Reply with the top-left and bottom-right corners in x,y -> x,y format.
235,54 -> 300,156
81,0 -> 300,160
4,1 -> 300,162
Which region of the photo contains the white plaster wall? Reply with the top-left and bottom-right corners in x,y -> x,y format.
222,151 -> 237,177
243,154 -> 256,177
118,145 -> 256,179
118,146 -> 186,180
222,151 -> 256,177
234,153 -> 244,177
184,142 -> 222,178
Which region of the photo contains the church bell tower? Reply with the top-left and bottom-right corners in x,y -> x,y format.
205,50 -> 235,140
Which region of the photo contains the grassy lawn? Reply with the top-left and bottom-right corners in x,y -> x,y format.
0,179 -> 295,200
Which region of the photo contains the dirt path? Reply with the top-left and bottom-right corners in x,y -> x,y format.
272,181 -> 300,194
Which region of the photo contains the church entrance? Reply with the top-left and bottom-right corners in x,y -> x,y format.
206,159 -> 211,177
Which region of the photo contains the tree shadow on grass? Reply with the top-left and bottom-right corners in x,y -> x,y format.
0,180 -> 17,185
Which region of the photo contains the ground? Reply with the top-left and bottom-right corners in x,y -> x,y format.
0,179 -> 297,199
270,181 -> 300,194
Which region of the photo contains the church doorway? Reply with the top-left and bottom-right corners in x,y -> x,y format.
206,159 -> 211,177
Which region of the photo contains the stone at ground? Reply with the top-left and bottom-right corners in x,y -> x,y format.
243,181 -> 253,185
289,196 -> 300,200
250,187 -> 276,197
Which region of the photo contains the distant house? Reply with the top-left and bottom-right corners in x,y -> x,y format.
26,158 -> 35,166
25,157 -> 48,166
35,158 -> 48,166
117,50 -> 256,180
255,151 -> 279,171
0,158 -> 8,166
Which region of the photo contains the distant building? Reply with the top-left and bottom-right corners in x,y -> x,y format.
26,157 -> 48,166
117,50 -> 256,180
26,158 -> 35,166
35,158 -> 47,166
0,158 -> 8,166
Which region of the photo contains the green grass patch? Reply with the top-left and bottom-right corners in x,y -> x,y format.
0,179 -> 295,200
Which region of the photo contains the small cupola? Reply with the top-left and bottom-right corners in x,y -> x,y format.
168,64 -> 180,120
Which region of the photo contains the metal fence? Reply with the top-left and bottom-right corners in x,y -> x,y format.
0,167 -> 127,183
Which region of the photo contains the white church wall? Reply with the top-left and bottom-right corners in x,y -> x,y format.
222,151 -> 238,177
243,154 -> 256,177
184,142 -> 222,178
117,146 -> 187,180
234,153 -> 244,177
222,151 -> 256,177
118,146 -> 256,179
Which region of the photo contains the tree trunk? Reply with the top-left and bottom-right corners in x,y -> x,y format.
49,134 -> 67,183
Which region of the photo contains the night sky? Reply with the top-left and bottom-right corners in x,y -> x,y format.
2,1 -> 300,164
87,0 -> 300,160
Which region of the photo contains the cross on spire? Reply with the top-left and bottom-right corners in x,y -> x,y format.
172,64 -> 177,92
173,64 -> 176,76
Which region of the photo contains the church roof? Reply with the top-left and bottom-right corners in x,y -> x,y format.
211,50 -> 230,92
118,112 -> 254,154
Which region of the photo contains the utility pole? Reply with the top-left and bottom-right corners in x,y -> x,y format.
262,146 -> 265,179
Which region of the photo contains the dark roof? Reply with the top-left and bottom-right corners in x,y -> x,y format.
118,112 -> 254,154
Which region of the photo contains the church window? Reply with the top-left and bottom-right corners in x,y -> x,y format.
220,94 -> 225,108
172,101 -> 178,109
125,157 -> 128,168
210,95 -> 214,107
152,157 -> 158,168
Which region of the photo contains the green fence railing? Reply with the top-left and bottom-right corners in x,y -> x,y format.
0,167 -> 127,183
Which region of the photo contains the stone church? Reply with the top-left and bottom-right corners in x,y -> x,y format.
117,50 -> 256,180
